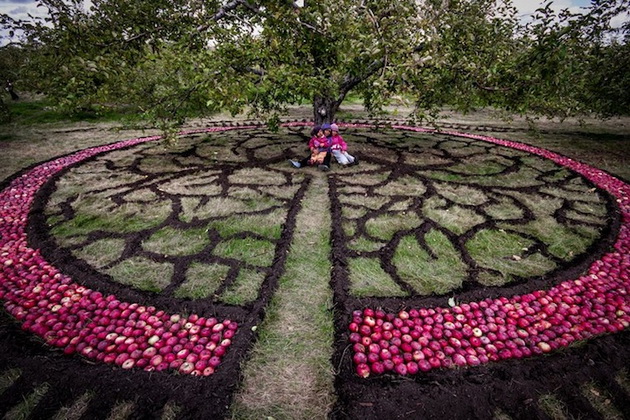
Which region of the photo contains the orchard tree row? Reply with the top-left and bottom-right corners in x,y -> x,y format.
1,0 -> 629,127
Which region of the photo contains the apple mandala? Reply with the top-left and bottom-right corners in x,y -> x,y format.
0,122 -> 628,418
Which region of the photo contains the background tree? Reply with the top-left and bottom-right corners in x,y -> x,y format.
1,0 -> 629,127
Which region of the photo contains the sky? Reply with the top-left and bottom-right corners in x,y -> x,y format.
512,0 -> 591,16
0,0 -> 48,23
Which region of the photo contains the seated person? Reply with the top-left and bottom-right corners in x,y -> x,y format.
289,124 -> 332,171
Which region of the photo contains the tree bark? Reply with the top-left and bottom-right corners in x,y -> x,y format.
312,94 -> 341,125
5,81 -> 19,101
0,97 -> 10,123
311,58 -> 386,124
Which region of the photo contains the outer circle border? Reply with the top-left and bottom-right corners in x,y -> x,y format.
338,123 -> 629,376
0,122 -> 627,378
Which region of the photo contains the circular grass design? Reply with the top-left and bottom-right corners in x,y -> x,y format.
40,130 -> 308,307
0,122 -> 627,419
41,127 -> 612,303
338,124 -> 627,374
329,128 -> 614,297
0,125 -> 314,418
334,124 -> 629,418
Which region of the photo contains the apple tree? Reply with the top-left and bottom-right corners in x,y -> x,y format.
1,0 -> 628,127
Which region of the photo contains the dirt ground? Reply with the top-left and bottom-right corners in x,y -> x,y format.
0,107 -> 629,419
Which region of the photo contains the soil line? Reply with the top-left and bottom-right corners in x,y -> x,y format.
230,173 -> 336,419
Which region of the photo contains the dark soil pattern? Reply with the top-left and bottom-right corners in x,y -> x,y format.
328,128 -> 616,307
31,127 -> 310,317
1,125 -> 313,419
0,123 -> 628,419
326,126 -> 630,419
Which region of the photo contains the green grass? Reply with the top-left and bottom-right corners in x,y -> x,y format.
3,99 -> 143,126
180,195 -> 282,222
341,205 -> 369,220
467,229 -> 556,280
365,213 -> 422,241
214,237 -> 275,267
347,236 -> 386,253
0,133 -> 15,143
433,183 -> 489,206
51,201 -> 170,238
520,155 -> 565,172
420,171 -> 465,182
106,401 -> 136,420
447,156 -> 511,175
393,231 -> 467,295
616,369 -> 630,394
105,257 -> 173,293
580,383 -> 624,420
0,368 -> 21,395
495,190 -> 606,261
228,168 -> 288,186
374,176 -> 427,196
52,391 -> 93,420
493,408 -> 513,420
572,200 -> 608,217
143,227 -> 210,257
509,221 -> 600,261
349,257 -> 408,297
219,269 -> 267,305
174,263 -> 230,299
341,171 -> 391,186
423,199 -> 486,235
538,394 -> 570,420
485,198 -> 525,220
207,212 -> 284,240
339,194 -> 389,210
72,238 -> 125,269
159,402 -> 182,420
230,175 -> 335,419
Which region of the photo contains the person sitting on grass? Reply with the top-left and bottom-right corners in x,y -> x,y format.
330,123 -> 358,166
289,124 -> 332,171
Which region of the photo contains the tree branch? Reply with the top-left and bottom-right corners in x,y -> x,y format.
474,81 -> 512,92
197,0 -> 260,32
296,18 -> 325,35
243,66 -> 265,76
337,58 -> 385,102
364,6 -> 388,78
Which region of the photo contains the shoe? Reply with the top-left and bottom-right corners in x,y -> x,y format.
352,157 -> 359,166
318,165 -> 330,172
289,160 -> 301,168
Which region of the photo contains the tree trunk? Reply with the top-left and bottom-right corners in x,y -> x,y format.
0,97 -> 10,123
312,94 -> 341,125
5,81 -> 19,101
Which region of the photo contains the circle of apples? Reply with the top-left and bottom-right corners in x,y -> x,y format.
346,125 -> 630,377
0,123 -> 627,379
0,127 -> 251,376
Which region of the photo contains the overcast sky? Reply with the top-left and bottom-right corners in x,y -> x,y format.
0,0 -> 625,39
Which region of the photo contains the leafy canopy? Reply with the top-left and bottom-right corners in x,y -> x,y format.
1,0 -> 629,126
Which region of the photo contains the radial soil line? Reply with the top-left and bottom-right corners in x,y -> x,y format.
230,173 -> 336,419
